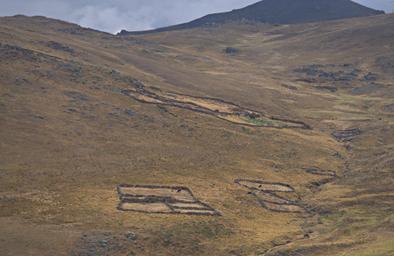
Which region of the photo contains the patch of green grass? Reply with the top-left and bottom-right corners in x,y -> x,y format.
243,115 -> 295,128
244,116 -> 277,127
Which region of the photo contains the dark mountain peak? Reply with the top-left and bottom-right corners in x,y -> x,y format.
119,0 -> 384,35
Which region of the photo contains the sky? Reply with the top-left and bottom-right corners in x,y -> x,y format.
0,0 -> 392,34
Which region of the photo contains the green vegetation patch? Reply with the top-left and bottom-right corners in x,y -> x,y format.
243,115 -> 293,128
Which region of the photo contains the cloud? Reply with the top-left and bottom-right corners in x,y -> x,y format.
0,0 -> 392,34
356,0 -> 393,12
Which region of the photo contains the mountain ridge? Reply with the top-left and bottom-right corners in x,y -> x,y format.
119,0 -> 385,35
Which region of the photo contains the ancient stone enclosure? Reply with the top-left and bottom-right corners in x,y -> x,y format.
118,79 -> 311,129
235,179 -> 305,213
116,184 -> 220,216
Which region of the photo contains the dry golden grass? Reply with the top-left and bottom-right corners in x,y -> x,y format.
0,13 -> 393,256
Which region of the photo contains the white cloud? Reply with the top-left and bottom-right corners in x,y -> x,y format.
356,0 -> 393,12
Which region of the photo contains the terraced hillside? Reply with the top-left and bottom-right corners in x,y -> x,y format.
0,13 -> 393,256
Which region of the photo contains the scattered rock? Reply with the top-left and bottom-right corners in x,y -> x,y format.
376,56 -> 394,72
57,62 -> 82,78
294,63 -> 361,85
344,144 -> 353,152
58,27 -> 85,35
125,231 -> 137,241
46,41 -> 74,54
109,69 -> 124,82
315,86 -> 337,92
15,77 -> 30,86
34,115 -> 45,120
124,109 -> 135,116
383,104 -> 394,112
64,91 -> 89,101
224,47 -> 240,55
99,239 -> 108,248
332,128 -> 361,142
71,232 -> 130,256
246,112 -> 260,119
66,108 -> 78,113
108,108 -> 136,120
351,82 -> 386,95
333,152 -> 344,159
0,43 -> 38,62
132,79 -> 145,90
363,72 -> 378,81
308,178 -> 337,191
281,84 -> 298,90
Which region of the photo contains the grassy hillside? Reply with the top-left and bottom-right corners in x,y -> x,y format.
0,14 -> 393,255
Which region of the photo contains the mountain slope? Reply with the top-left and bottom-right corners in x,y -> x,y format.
0,13 -> 393,256
119,0 -> 385,35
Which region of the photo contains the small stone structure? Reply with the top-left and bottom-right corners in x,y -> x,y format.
116,184 -> 220,216
235,179 -> 304,213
